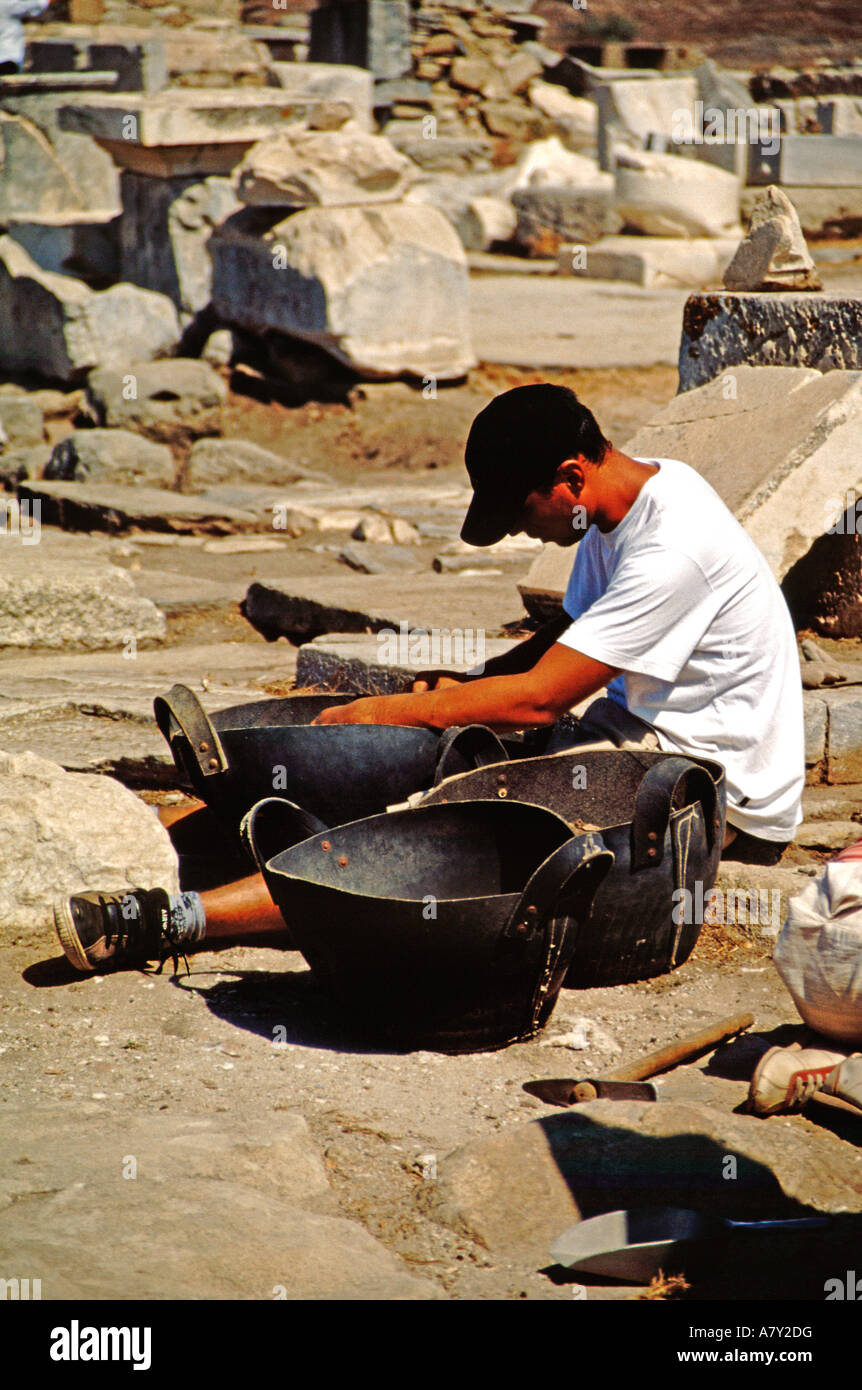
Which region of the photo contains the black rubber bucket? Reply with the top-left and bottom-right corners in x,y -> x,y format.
242,796 -> 613,1053
420,748 -> 726,987
153,684 -> 508,832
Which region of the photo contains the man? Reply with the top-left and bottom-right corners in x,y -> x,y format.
0,0 -> 50,74
54,384 -> 804,974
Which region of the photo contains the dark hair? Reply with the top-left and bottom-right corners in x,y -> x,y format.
465,384 -> 610,490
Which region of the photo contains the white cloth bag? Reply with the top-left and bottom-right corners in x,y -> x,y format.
774,858 -> 862,1046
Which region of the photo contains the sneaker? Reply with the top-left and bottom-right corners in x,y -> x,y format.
748,1045 -> 851,1116
54,887 -> 188,975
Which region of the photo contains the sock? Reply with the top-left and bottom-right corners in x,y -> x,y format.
167,891 -> 206,944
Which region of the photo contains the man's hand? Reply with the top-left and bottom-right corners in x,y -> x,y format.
312,697 -> 393,725
411,675 -> 461,693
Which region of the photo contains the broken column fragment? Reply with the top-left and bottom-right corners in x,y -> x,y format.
723,185 -> 822,292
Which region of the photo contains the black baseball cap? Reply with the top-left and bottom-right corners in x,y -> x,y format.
460,384 -> 609,547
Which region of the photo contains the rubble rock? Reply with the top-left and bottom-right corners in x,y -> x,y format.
201,327 -> 236,368
679,293 -> 862,390
507,136 -> 609,192
723,185 -> 822,292
83,360 -> 227,441
384,133 -> 496,174
527,81 -> 598,148
0,394 -> 44,448
0,751 -> 178,944
210,204 -> 475,380
44,430 -> 175,488
0,237 -> 180,387
614,149 -> 741,238
183,438 -> 327,489
480,100 -> 549,142
431,1100 -> 862,1263
235,126 -> 418,209
559,234 -> 738,289
0,550 -> 165,652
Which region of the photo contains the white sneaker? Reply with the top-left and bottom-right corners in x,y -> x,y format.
748,1045 -> 851,1116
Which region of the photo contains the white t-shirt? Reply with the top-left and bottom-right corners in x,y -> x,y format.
558,457 -> 804,842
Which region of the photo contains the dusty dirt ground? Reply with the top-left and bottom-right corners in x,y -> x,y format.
3,361 -> 862,1304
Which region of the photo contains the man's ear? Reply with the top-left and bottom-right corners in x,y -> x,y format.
556,456 -> 587,497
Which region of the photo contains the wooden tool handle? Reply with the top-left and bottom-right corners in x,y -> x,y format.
603,1012 -> 754,1084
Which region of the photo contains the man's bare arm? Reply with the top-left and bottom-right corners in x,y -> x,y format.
315,643 -> 619,731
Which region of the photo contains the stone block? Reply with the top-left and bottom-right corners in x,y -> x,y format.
679,293 -> 862,391
595,74 -> 698,169
58,90 -> 322,177
0,550 -> 165,651
0,750 -> 177,940
183,439 -> 326,490
210,203 -> 475,380
455,196 -> 516,252
7,221 -> 119,283
779,133 -> 862,187
0,236 -> 180,386
512,186 -> 615,254
310,0 -> 412,81
527,80 -> 597,148
803,694 -> 828,774
25,33 -> 169,92
118,172 -> 241,324
0,109 -> 121,225
271,62 -> 373,130
816,96 -> 862,137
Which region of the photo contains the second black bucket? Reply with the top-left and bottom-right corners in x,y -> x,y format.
243,796 -> 613,1053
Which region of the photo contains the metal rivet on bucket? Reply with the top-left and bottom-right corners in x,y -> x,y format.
321,840 -> 331,852
337,856 -> 349,868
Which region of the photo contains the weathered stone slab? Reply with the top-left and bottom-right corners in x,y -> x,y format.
431,1099 -> 862,1263
117,172 -> 241,324
17,481 -> 262,536
0,109 -> 118,226
0,550 -> 165,650
83,360 -> 226,440
23,32 -> 169,93
0,750 -> 178,942
44,429 -> 175,488
210,203 -> 475,380
679,293 -> 862,390
271,62 -> 373,130
296,631 -> 517,693
6,220 -> 119,283
242,573 -> 520,643
235,127 -> 418,209
614,148 -> 741,238
558,235 -> 737,288
804,693 -> 828,777
0,237 -> 180,386
183,439 -> 327,490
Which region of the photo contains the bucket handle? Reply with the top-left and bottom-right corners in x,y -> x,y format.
504,832 -> 614,940
433,724 -> 510,785
630,757 -> 719,871
153,684 -> 228,779
240,796 -> 328,875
